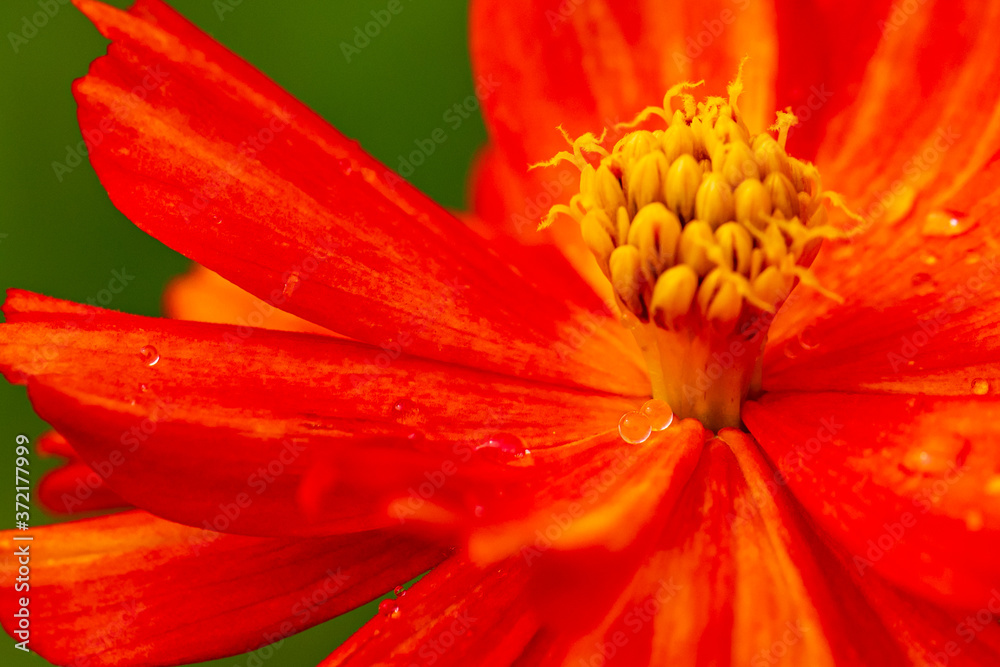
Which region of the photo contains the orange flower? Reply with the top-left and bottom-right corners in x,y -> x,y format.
2,0 -> 1000,665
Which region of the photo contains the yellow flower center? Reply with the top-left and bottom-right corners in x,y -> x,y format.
537,65 -> 858,431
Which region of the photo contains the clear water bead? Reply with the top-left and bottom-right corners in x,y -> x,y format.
139,345 -> 160,367
641,399 -> 674,431
378,599 -> 399,618
618,411 -> 652,444
476,434 -> 534,466
922,210 -> 976,237
971,379 -> 990,396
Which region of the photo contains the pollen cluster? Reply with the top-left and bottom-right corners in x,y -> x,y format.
538,70 -> 853,334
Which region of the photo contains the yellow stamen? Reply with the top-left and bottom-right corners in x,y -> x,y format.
534,66 -> 860,430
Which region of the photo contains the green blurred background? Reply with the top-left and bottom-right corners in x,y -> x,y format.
0,0 -> 485,664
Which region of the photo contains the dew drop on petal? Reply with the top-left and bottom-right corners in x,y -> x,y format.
640,399 -> 673,431
139,383 -> 148,393
392,398 -> 419,418
798,326 -> 820,350
618,411 -> 651,444
902,435 -> 968,474
966,510 -> 985,531
920,251 -> 939,266
282,272 -> 301,299
971,379 -> 990,396
393,586 -> 406,598
922,210 -> 976,237
378,599 -> 399,618
476,433 -> 534,466
783,340 -> 800,359
337,159 -> 353,175
139,345 -> 160,367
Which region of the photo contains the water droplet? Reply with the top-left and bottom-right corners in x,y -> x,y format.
798,326 -> 820,350
783,340 -> 800,359
920,251 -> 939,266
139,383 -> 148,393
618,411 -> 651,444
139,345 -> 160,366
474,504 -> 485,518
640,399 -> 673,431
393,586 -> 406,598
282,272 -> 301,299
475,434 -> 534,466
922,210 -> 976,237
392,398 -> 419,418
965,251 -> 982,266
378,599 -> 399,618
337,158 -> 353,175
910,272 -> 935,296
901,435 -> 966,474
971,379 -> 990,396
965,510 -> 984,531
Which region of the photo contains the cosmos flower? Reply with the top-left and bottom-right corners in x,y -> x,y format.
2,0 -> 1000,665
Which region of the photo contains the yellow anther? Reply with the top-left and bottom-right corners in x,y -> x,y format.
625,152 -> 670,214
752,266 -> 793,306
580,211 -> 616,278
714,222 -> 753,275
697,269 -> 743,332
695,173 -> 735,229
615,206 -> 631,246
662,120 -> 696,164
719,141 -> 760,188
665,154 -> 702,221
593,163 -> 626,219
609,245 -> 647,316
763,172 -> 800,220
628,203 -> 682,276
734,178 -> 772,227
650,265 -> 698,329
678,220 -> 716,276
751,133 -> 792,180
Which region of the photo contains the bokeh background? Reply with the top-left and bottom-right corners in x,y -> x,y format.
0,0 -> 485,664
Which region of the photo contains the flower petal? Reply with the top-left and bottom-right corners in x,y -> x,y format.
468,0 -> 778,239
466,421 -> 706,565
39,460 -> 130,515
744,391 -> 1000,609
0,292 -> 639,536
163,264 -> 334,335
518,433 -> 909,665
322,553 -> 539,666
71,0 -> 645,395
0,510 -> 445,667
767,0 -> 1000,393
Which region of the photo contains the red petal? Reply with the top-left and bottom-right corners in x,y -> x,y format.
0,511 -> 445,667
70,0 -> 644,394
163,264 -> 335,335
467,420 -> 706,565
38,460 -> 130,515
0,293 -> 639,536
468,0 -> 778,236
744,392 -> 1000,609
322,553 -> 539,666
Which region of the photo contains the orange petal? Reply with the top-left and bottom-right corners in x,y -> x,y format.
70,0 -> 645,395
744,392 -> 1000,610
322,553 -> 539,666
164,264 -> 334,335
0,511 -> 445,666
0,292 -> 640,536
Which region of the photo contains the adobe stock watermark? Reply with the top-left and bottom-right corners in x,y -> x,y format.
577,579 -> 682,667
7,0 -> 72,54
671,0 -> 753,70
382,74 -> 500,189
877,0 -> 931,37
